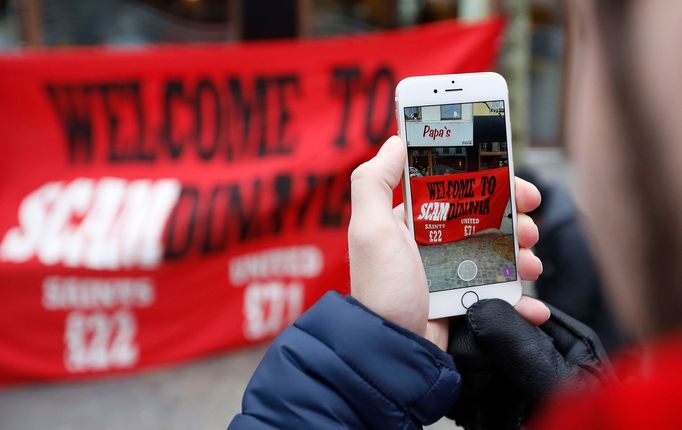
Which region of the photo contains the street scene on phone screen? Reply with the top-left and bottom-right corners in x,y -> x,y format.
406,101 -> 517,291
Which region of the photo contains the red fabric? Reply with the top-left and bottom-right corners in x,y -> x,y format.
0,20 -> 504,384
410,167 -> 510,245
532,336 -> 682,429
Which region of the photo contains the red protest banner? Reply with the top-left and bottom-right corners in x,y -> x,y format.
410,167 -> 510,245
0,18 -> 503,384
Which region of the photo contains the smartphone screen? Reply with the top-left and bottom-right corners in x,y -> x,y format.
405,101 -> 517,293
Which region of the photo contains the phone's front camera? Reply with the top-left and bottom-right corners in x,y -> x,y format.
433,89 -> 438,94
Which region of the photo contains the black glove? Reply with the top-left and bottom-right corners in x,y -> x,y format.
447,299 -> 614,430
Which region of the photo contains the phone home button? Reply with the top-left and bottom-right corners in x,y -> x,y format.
461,291 -> 479,309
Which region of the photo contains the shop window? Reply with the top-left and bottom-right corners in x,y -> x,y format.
441,104 -> 462,119
405,107 -> 421,121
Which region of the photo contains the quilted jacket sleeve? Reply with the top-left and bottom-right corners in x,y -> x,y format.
228,291 -> 461,429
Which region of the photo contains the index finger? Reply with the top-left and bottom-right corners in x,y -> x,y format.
514,296 -> 550,325
515,177 -> 542,214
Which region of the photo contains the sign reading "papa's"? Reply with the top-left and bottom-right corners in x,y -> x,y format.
405,120 -> 473,147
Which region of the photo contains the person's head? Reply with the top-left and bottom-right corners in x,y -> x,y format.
564,0 -> 682,339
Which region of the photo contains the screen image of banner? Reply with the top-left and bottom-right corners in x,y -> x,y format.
410,167 -> 510,245
405,100 -> 517,292
0,18 -> 503,385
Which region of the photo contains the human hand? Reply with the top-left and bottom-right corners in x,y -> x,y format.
349,136 -> 547,339
349,136 -> 429,335
424,173 -> 549,349
447,299 -> 613,429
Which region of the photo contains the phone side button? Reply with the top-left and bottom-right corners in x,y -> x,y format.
461,291 -> 479,309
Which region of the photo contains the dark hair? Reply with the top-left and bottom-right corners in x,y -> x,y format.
593,0 -> 682,335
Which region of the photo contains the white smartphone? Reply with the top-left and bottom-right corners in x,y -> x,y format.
396,72 -> 522,318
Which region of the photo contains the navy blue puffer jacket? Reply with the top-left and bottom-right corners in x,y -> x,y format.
229,291 -> 462,429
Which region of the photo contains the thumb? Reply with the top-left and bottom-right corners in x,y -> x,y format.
466,299 -> 574,401
350,136 -> 405,222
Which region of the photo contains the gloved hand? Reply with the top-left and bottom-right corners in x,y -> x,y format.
448,298 -> 614,430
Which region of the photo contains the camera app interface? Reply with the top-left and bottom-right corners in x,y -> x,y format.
405,101 -> 517,292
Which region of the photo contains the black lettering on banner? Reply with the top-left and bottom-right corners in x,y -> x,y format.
228,76 -> 267,158
425,179 -> 477,200
162,171 -> 355,260
296,175 -> 319,228
201,185 -> 231,254
365,66 -> 395,146
331,67 -> 361,148
100,84 -> 123,162
320,175 -> 342,226
132,82 -> 153,161
481,175 -> 497,197
47,74 -> 300,165
164,187 -> 199,260
160,80 -> 187,160
453,179 -> 476,199
194,78 -> 222,160
272,174 -> 293,234
45,84 -> 95,163
100,82 -> 153,162
426,181 -> 444,200
445,197 -> 491,220
274,75 -> 301,156
230,179 -> 263,241
200,178 -> 283,255
227,75 -> 301,160
320,172 -> 352,227
465,179 -> 474,197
